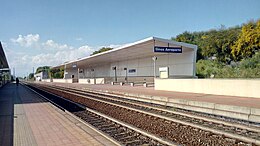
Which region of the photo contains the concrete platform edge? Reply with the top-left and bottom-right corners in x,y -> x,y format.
86,88 -> 260,123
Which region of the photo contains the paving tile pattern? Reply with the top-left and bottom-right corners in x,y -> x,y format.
14,104 -> 37,146
1,83 -> 116,146
20,84 -> 113,146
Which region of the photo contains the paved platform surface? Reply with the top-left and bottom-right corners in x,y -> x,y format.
45,82 -> 260,108
0,83 -> 116,146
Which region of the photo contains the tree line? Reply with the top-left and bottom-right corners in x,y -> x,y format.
29,66 -> 64,79
172,20 -> 260,78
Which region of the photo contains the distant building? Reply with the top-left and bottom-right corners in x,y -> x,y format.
34,71 -> 49,81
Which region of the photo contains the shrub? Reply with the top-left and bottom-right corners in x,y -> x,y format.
196,52 -> 260,78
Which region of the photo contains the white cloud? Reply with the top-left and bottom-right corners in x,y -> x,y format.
6,33 -> 123,77
46,45 -> 93,65
42,40 -> 73,50
6,44 -> 94,76
11,34 -> 40,47
32,45 -> 93,66
10,34 -> 72,51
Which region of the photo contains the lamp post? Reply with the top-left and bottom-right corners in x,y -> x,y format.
152,56 -> 157,78
91,69 -> 94,78
124,68 -> 127,82
112,66 -> 117,82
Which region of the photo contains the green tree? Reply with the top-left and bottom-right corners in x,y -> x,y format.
50,67 -> 64,78
173,27 -> 240,63
35,66 -> 50,74
173,31 -> 205,60
91,47 -> 113,56
173,20 -> 260,78
28,73 -> 34,79
232,20 -> 260,60
199,27 -> 240,63
173,31 -> 196,44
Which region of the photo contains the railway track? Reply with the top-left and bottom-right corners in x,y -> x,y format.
27,82 -> 260,145
47,84 -> 260,128
24,83 -> 173,146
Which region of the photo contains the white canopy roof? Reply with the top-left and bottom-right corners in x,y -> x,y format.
53,37 -> 197,69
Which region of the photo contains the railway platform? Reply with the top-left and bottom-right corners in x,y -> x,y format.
0,83 -> 116,146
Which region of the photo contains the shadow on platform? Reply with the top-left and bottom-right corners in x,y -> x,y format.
0,83 -> 14,146
0,83 -> 48,146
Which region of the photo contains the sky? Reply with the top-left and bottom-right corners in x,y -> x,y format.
0,0 -> 259,77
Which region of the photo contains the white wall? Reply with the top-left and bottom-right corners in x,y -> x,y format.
34,72 -> 43,81
95,64 -> 111,77
108,51 -> 194,78
64,67 -> 78,79
65,51 -> 195,79
52,79 -> 73,83
155,78 -> 260,98
42,79 -> 52,82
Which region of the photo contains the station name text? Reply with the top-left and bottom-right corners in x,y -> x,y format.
154,46 -> 182,53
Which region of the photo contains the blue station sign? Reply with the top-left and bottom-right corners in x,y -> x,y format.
154,46 -> 182,53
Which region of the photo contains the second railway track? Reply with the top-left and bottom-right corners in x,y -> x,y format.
27,82 -> 260,146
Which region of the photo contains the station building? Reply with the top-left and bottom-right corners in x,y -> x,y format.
44,37 -> 260,99
0,42 -> 11,87
34,70 -> 49,81
51,37 -> 197,84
